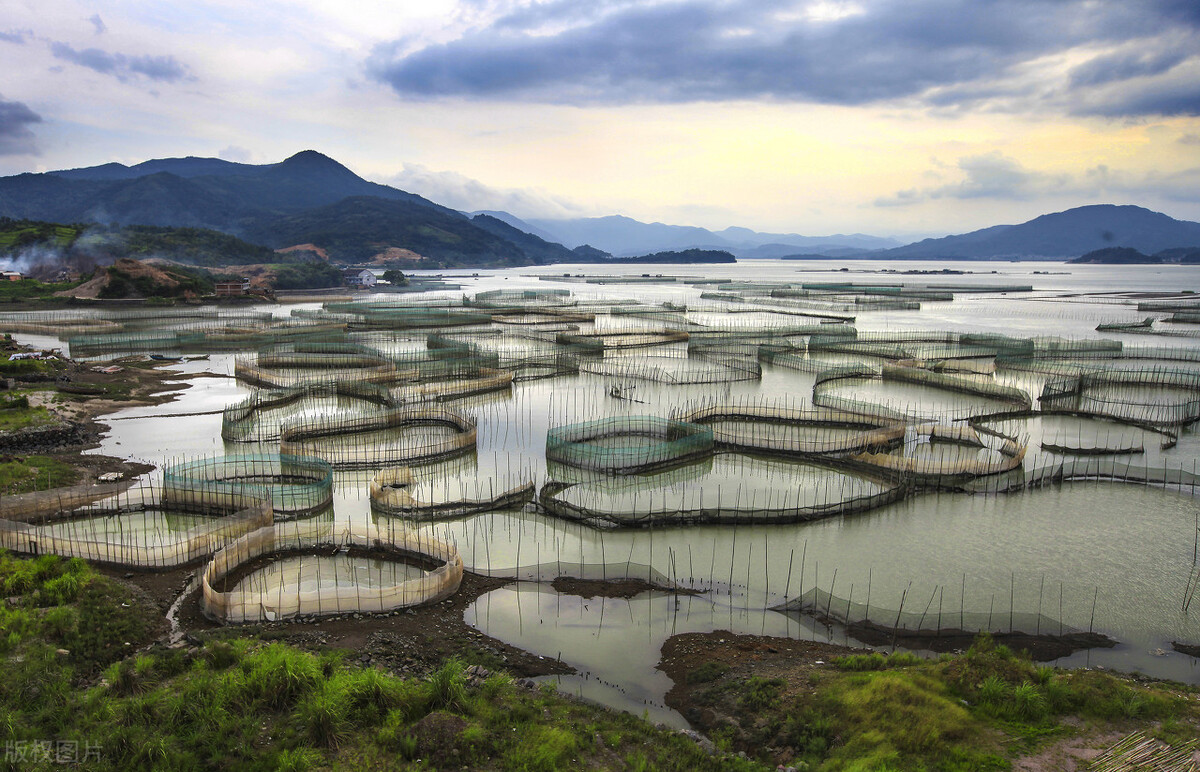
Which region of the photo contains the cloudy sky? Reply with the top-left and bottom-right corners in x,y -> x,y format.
2,0 -> 1198,237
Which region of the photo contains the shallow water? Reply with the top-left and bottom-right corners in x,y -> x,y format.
10,258 -> 1200,723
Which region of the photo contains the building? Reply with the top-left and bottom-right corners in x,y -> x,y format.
343,268 -> 377,288
214,278 -> 250,297
1,271 -> 22,282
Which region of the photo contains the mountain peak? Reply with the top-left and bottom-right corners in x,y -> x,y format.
280,150 -> 342,168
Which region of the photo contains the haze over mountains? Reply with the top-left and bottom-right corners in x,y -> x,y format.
1,150 -> 1198,266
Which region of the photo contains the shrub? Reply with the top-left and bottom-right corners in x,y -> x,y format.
425,658 -> 469,713
1012,682 -> 1047,721
243,643 -> 321,709
345,667 -> 404,723
686,661 -> 730,683
977,675 -> 1008,705
502,725 -> 578,772
39,606 -> 78,642
741,676 -> 784,711
274,748 -> 323,772
835,653 -> 886,672
296,681 -> 352,749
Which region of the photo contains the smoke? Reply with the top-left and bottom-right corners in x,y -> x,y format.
0,243 -> 67,276
0,229 -> 113,279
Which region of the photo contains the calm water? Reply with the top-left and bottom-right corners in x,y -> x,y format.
13,258 -> 1200,721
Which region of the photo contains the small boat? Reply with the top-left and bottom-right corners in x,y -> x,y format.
148,353 -> 183,361
182,355 -> 210,361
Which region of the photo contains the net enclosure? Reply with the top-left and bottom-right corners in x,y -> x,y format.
369,466 -> 535,520
162,454 -> 334,518
0,483 -> 273,569
200,518 -> 463,623
545,416 -> 715,474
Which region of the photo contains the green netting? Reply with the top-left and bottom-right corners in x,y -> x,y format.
279,406 -> 477,468
235,343 -> 400,387
369,466 -> 535,519
222,382 -> 397,442
0,483 -> 273,569
579,352 -> 761,384
678,403 -> 905,456
546,416 -> 715,473
1039,367 -> 1200,427
555,329 -> 689,350
881,363 -> 1031,407
162,454 -> 334,517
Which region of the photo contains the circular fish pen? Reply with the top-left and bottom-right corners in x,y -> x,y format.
545,416 -> 714,474
200,520 -> 463,623
162,454 -> 334,518
556,328 -> 689,350
539,453 -> 903,527
279,406 -> 477,468
370,466 -> 535,520
221,382 -> 397,442
579,353 -> 761,384
235,343 -> 400,388
678,403 -> 905,457
0,484 -> 272,569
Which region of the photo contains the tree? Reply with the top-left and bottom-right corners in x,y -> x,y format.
382,269 -> 409,286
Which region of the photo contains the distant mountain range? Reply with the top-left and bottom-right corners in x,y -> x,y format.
519,214 -> 901,257
0,151 -> 1198,266
877,205 -> 1200,260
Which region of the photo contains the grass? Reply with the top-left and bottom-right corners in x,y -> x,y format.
0,453 -> 77,493
0,402 -> 58,432
679,633 -> 1200,771
0,550 -> 765,772
0,550 -> 1195,772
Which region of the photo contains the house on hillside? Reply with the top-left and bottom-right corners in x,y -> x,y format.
1,271 -> 22,282
343,268 -> 377,288
214,278 -> 250,296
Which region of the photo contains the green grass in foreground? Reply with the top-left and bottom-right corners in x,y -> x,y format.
685,640 -> 1199,771
0,551 -> 762,772
2,548 -> 1198,772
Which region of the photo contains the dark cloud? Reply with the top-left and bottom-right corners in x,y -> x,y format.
1069,49 -> 1186,88
88,14 -> 106,35
367,0 -> 1200,115
1076,75 -> 1200,117
49,41 -> 190,83
0,29 -> 30,44
1180,134 -> 1200,145
0,96 -> 42,156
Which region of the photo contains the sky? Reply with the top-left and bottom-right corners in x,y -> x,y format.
1,0 -> 1199,239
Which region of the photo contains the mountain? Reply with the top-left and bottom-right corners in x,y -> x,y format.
1069,247 -> 1160,264
524,215 -> 900,257
877,205 -> 1200,259
469,210 -> 563,243
527,215 -> 722,256
241,196 -> 533,266
714,226 -> 900,251
0,152 -> 559,266
468,214 -> 577,263
0,151 -> 460,233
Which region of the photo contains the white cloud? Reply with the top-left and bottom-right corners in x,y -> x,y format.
373,162 -> 589,219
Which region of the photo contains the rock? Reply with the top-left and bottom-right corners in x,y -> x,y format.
678,729 -> 715,754
409,711 -> 469,758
